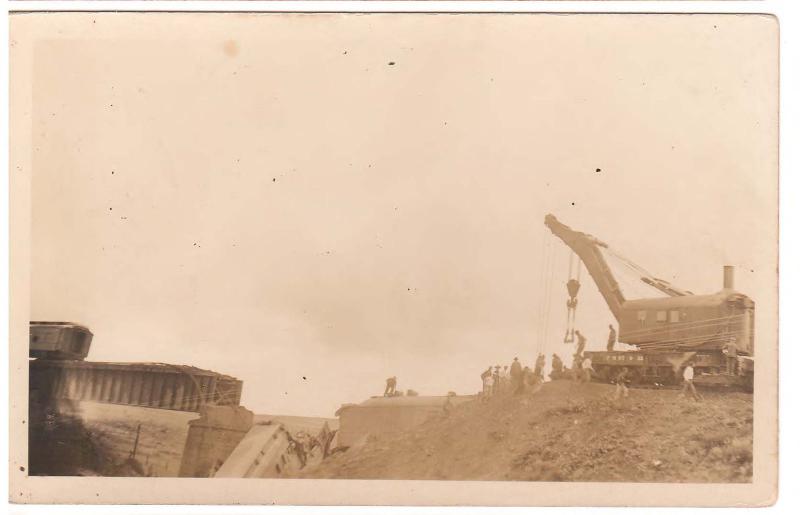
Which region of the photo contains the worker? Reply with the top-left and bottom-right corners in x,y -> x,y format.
581,355 -> 594,383
510,357 -> 523,395
523,366 -> 536,393
575,330 -> 587,357
383,376 -> 397,397
534,354 -> 546,381
570,357 -> 581,382
607,324 -> 617,352
481,367 -> 493,397
724,338 -> 738,375
501,365 -> 510,393
481,365 -> 494,401
550,353 -> 564,378
492,366 -> 501,395
681,361 -> 702,401
613,367 -> 630,400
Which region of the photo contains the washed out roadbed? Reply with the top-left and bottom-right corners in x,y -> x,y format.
300,380 -> 752,482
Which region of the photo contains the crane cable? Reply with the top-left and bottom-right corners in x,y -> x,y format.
604,245 -> 653,278
537,231 -> 555,360
536,232 -> 549,358
534,228 -> 548,360
542,236 -> 557,354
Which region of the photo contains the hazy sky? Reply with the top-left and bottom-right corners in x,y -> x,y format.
25,13 -> 777,416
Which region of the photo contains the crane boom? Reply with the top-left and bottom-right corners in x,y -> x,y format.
544,214 -> 626,320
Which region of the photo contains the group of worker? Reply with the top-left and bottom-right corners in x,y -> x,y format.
386,322 -> 733,405
480,355 -> 548,398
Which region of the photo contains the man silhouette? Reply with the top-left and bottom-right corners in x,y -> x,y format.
607,324 -> 617,352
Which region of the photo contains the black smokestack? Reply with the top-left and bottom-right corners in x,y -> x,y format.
723,265 -> 735,289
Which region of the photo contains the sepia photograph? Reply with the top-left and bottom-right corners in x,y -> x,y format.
8,10 -> 778,506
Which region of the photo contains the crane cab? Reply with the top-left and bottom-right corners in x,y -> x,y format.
619,290 -> 754,356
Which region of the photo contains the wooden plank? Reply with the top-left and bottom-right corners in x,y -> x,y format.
173,375 -> 185,410
67,369 -> 79,399
111,371 -> 123,404
140,372 -> 153,407
102,370 -> 114,401
91,369 -> 103,401
160,374 -> 175,408
132,372 -> 145,405
79,368 -> 92,400
119,370 -> 131,404
192,377 -> 203,411
151,373 -> 164,408
182,376 -> 195,411
91,369 -> 102,401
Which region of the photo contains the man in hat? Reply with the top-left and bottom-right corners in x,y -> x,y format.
534,354 -> 546,382
575,330 -> 587,357
550,353 -> 564,379
724,337 -> 738,375
501,365 -> 511,393
613,367 -> 630,401
681,361 -> 701,401
492,366 -> 501,396
581,355 -> 594,383
480,366 -> 493,397
510,357 -> 523,395
607,324 -> 617,352
383,376 -> 397,397
522,366 -> 534,393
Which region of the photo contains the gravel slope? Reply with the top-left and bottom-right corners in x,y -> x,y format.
300,380 -> 753,482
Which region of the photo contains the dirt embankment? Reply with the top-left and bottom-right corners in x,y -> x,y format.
301,380 -> 752,483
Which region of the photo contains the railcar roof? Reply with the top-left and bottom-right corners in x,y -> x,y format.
623,290 -> 754,309
30,321 -> 93,332
29,359 -> 240,381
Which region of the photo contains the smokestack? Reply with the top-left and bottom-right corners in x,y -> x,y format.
723,266 -> 735,290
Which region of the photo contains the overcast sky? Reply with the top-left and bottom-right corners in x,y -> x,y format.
26,13 -> 777,416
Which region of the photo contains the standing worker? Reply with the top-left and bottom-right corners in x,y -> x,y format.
510,357 -> 523,395
581,355 -> 594,383
384,376 -> 397,397
607,324 -> 617,352
550,353 -> 564,379
481,367 -> 494,398
534,354 -> 546,381
681,361 -> 702,401
613,367 -> 630,400
492,366 -> 501,396
724,338 -> 738,375
501,365 -> 510,393
571,355 -> 582,383
575,330 -> 587,357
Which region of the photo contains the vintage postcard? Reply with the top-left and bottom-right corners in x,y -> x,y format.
8,11 -> 778,506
